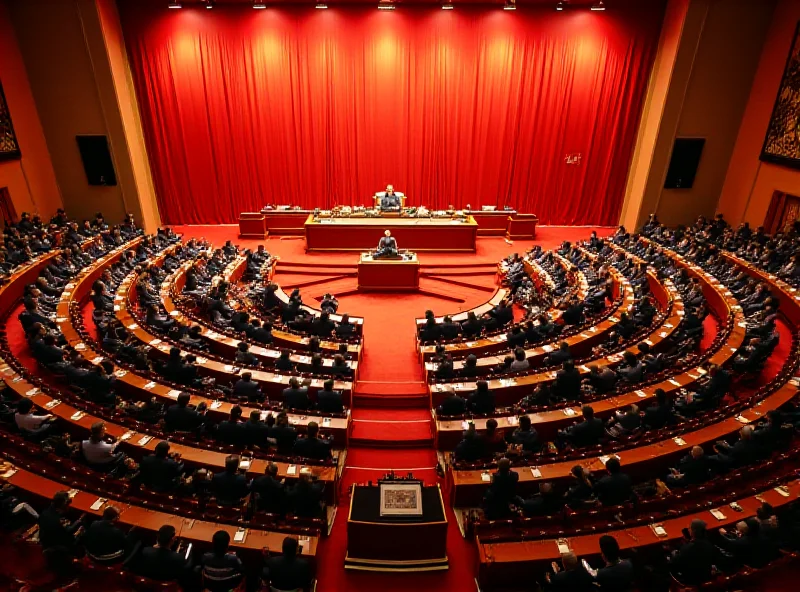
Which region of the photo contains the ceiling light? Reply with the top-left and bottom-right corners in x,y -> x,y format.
503,0 -> 516,10
556,1 -> 564,10
442,3 -> 454,9
168,1 -> 181,8
378,1 -> 395,9
205,0 -> 214,8
316,2 -> 327,7
591,1 -> 605,11
253,1 -> 267,8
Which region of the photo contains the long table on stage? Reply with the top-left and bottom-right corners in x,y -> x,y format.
304,215 -> 478,252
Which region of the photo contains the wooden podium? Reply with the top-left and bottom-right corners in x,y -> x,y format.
345,483 -> 448,572
357,252 -> 420,291
238,212 -> 268,239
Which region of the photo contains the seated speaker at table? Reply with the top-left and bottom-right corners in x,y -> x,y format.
374,230 -> 398,259
375,185 -> 403,211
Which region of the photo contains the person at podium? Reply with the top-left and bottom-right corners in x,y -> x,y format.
374,230 -> 398,259
377,184 -> 402,211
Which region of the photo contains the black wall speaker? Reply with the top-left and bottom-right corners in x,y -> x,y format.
664,138 -> 705,189
76,135 -> 117,186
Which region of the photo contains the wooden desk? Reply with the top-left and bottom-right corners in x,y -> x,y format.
423,258 -> 628,372
163,257 -> 358,376
476,477 -> 800,589
238,212 -> 267,239
51,243 -> 350,451
447,248 -> 750,505
450,379 -> 793,507
0,465 -> 318,561
260,208 -> 315,235
465,209 -> 516,236
272,284 -> 364,334
357,253 -> 420,291
431,241 -> 740,409
116,272 -> 354,404
418,251 -> 596,362
304,215 -> 478,252
505,214 -> 538,240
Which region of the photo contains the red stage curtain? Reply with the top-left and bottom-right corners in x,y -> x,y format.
119,0 -> 665,225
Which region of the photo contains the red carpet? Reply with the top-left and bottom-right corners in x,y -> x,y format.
350,409 -> 433,446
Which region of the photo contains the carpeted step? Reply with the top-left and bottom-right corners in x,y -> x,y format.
419,267 -> 498,276
349,417 -> 433,447
274,266 -> 358,275
421,275 -> 497,292
352,392 -> 430,408
353,379 -> 430,409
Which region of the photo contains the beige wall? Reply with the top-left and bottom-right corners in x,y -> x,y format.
0,0 -> 62,219
5,0 -> 160,230
656,0 -> 775,227
619,0 -> 691,232
718,0 -> 800,227
621,0 -> 775,230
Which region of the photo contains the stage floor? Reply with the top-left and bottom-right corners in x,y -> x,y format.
170,224 -> 608,266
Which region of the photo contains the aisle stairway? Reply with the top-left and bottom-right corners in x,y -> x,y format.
349,408 -> 434,447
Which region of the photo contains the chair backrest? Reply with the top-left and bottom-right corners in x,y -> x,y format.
372,194 -> 407,208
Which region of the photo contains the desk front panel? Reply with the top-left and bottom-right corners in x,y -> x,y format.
358,259 -> 420,291
305,216 -> 477,252
262,210 -> 314,235
467,211 -> 514,235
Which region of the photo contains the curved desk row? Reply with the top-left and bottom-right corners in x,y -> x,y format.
161,255 -> 358,375
116,270 -> 354,404
53,241 -> 350,450
0,463 -> 318,560
476,475 -> 800,589
426,251 -> 632,378
446,246 -> 751,504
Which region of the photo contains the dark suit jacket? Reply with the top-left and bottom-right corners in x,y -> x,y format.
273,425 -> 298,454
233,379 -> 262,401
670,539 -> 725,585
317,390 -> 344,413
293,436 -> 332,460
440,322 -> 461,340
554,368 -> 581,401
216,420 -> 249,446
283,387 -> 311,411
38,506 -> 80,550
567,417 -> 605,447
594,472 -> 633,506
469,392 -> 496,414
136,546 -> 190,581
546,567 -> 595,592
138,454 -> 183,492
252,475 -> 286,514
165,404 -> 203,432
211,471 -> 250,505
311,318 -> 335,338
244,420 -> 272,448
488,470 -> 519,504
439,394 -> 467,416
263,555 -> 313,591
287,482 -> 325,518
84,519 -> 127,561
509,428 -> 540,452
596,559 -> 634,591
